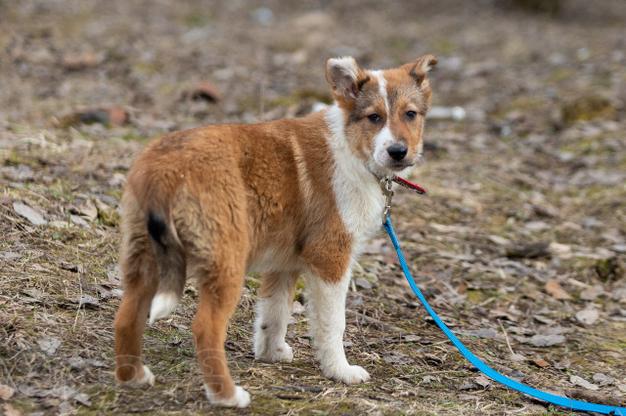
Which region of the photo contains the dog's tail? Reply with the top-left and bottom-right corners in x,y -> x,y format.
146,210 -> 186,325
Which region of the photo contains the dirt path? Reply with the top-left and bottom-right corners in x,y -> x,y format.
1,1 -> 625,415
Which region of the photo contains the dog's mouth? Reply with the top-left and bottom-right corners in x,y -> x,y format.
388,160 -> 414,171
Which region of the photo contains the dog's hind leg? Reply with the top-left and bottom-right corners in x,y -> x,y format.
114,232 -> 158,387
189,255 -> 250,408
254,272 -> 297,363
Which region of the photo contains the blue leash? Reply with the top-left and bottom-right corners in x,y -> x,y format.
383,215 -> 625,415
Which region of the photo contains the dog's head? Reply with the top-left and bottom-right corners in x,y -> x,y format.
325,55 -> 437,177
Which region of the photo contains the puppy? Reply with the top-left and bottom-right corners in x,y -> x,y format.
113,54 -> 437,408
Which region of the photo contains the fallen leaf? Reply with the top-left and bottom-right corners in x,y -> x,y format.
474,375 -> 491,388
570,375 -> 599,391
13,202 -> 47,225
3,403 -> 22,416
61,51 -> 103,70
183,81 -> 222,102
528,334 -> 566,347
532,357 -> 551,368
575,307 -> 599,325
38,336 -> 61,356
545,279 -> 572,300
56,107 -> 128,128
0,383 -> 15,400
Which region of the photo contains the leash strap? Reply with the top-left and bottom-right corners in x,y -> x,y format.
383,215 -> 625,415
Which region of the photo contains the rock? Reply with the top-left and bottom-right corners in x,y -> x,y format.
579,285 -> 604,301
292,300 -> 305,315
570,375 -> 599,391
575,307 -> 599,325
2,165 -> 34,182
69,199 -> 98,222
610,244 -> 626,254
76,295 -> 99,309
251,7 -> 274,26
354,277 -> 372,290
427,106 -> 466,121
38,336 -> 61,356
549,242 -> 572,257
13,202 -> 47,225
592,373 -> 614,386
528,334 -> 566,347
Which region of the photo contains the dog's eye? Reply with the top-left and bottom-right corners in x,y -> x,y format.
367,113 -> 382,123
405,110 -> 417,120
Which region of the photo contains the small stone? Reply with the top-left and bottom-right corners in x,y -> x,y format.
292,300 -> 305,315
38,336 -> 61,356
13,202 -> 47,225
575,307 -> 599,325
355,277 -> 372,290
528,334 -> 566,347
570,375 -> 599,391
580,285 -> 604,301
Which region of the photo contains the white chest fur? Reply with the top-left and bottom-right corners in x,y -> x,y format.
325,105 -> 385,254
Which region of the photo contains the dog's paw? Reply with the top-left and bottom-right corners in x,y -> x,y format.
119,365 -> 155,387
205,385 -> 251,408
324,364 -> 370,385
255,342 -> 293,363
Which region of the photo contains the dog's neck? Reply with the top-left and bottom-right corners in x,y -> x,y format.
324,104 -> 386,246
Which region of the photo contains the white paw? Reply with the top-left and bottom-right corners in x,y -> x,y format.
323,364 -> 370,385
205,385 -> 251,408
120,365 -> 155,387
255,342 -> 293,363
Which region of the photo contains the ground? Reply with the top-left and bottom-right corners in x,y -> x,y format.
1,1 -> 625,415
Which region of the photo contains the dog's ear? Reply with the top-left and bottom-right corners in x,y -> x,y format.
402,54 -> 437,87
326,56 -> 366,102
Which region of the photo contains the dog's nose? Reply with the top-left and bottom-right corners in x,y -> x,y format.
387,143 -> 408,161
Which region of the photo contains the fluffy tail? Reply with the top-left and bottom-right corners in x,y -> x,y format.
146,211 -> 186,325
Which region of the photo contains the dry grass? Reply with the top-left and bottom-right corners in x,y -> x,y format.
1,1 -> 625,415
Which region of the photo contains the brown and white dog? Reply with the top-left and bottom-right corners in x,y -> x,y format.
113,54 -> 437,408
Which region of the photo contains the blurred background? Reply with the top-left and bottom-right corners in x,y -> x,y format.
1,1 -> 625,415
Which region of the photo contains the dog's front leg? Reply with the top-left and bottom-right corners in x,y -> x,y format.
304,268 -> 370,384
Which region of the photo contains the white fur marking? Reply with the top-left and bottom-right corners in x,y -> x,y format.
204,385 -> 251,408
325,105 -> 385,252
254,276 -> 294,363
370,71 -> 397,168
305,269 -> 370,384
149,292 -> 178,324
